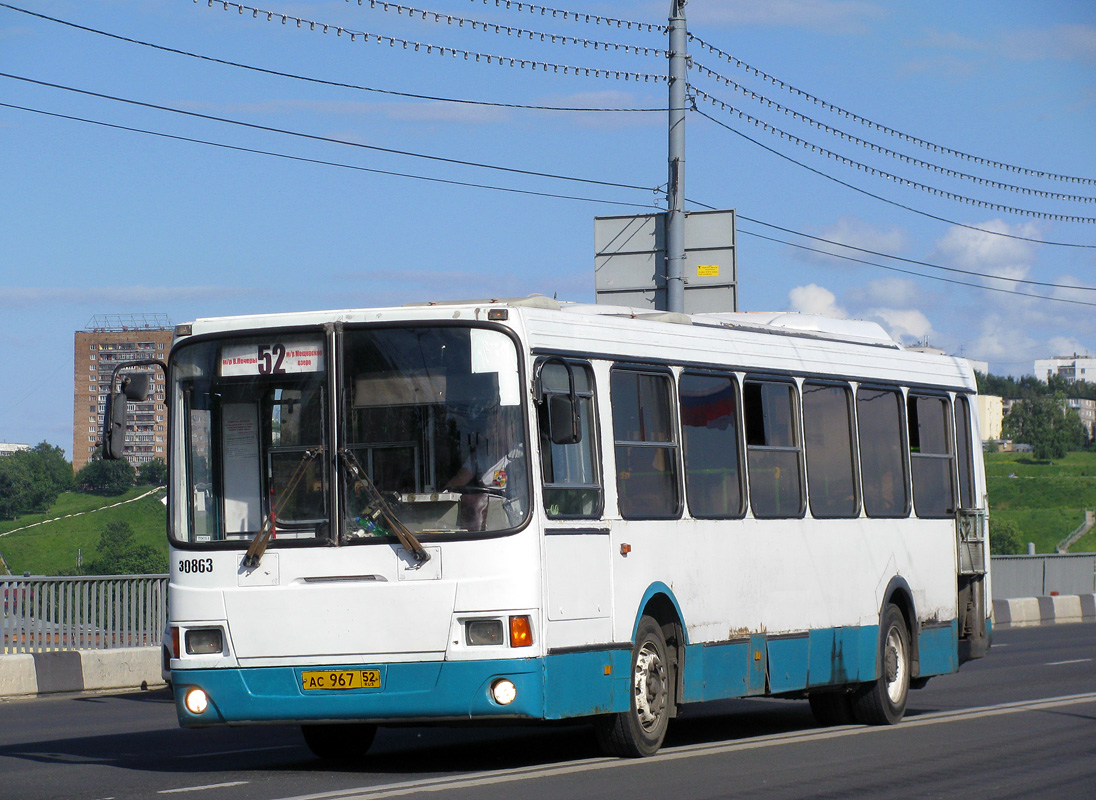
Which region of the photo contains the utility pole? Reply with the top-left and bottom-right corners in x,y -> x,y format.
665,0 -> 688,313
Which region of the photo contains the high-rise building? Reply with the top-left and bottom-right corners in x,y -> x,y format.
73,314 -> 172,473
1035,354 -> 1096,384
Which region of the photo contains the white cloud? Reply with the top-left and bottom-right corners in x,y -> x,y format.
788,283 -> 847,317
866,307 -> 935,344
1048,336 -> 1094,357
919,24 -> 1096,65
931,219 -> 1040,282
850,277 -> 921,306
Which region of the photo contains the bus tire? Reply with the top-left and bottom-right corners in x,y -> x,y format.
808,690 -> 855,726
594,615 -> 673,758
852,604 -> 910,725
301,722 -> 377,762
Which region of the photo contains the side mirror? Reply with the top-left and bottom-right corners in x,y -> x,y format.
102,391 -> 128,460
122,373 -> 151,401
548,394 -> 581,445
537,357 -> 582,446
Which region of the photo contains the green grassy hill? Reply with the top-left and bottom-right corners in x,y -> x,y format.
985,451 -> 1096,553
0,487 -> 167,576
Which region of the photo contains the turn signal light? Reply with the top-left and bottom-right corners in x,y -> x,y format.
509,615 -> 532,647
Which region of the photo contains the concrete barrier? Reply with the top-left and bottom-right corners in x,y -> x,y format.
2,596 -> 1094,698
0,646 -> 163,698
991,594 -> 1096,629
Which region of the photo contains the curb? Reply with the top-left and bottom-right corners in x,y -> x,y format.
0,646 -> 163,699
992,594 -> 1096,629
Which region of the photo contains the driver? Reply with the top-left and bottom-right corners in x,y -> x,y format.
444,404 -> 525,531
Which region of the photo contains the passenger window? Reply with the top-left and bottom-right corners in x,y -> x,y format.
611,370 -> 681,519
744,379 -> 804,518
803,383 -> 858,518
856,387 -> 910,518
955,395 -> 976,510
680,373 -> 744,518
908,394 -> 956,518
537,360 -> 602,518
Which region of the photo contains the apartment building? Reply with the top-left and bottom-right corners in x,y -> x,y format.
1035,354 -> 1096,384
72,315 -> 172,472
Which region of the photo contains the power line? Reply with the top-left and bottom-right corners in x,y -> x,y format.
735,214 -> 1096,293
691,106 -> 1096,249
200,1 -> 665,83
692,89 -> 1096,225
690,61 -> 1096,205
0,101 -> 658,208
0,72 -> 658,195
736,227 -> 1096,309
350,0 -> 666,56
689,33 -> 1096,187
0,3 -> 662,113
464,0 -> 664,33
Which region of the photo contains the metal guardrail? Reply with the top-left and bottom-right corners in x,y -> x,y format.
1,575 -> 168,653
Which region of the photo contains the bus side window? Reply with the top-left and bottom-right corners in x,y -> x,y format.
744,379 -> 804,519
610,369 -> 681,519
856,386 -> 910,518
908,394 -> 956,518
538,360 -> 603,518
680,372 -> 744,518
803,382 -> 859,518
954,395 -> 976,510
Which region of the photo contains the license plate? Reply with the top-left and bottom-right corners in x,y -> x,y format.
301,669 -> 382,691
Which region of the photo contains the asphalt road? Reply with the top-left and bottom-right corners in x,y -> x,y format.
1,624 -> 1093,800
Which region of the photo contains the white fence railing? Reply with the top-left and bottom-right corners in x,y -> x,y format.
1,575 -> 168,653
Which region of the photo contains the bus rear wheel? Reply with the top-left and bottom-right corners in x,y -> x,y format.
852,604 -> 910,725
595,615 -> 673,758
301,722 -> 377,762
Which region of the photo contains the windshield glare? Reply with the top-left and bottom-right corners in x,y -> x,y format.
170,326 -> 528,546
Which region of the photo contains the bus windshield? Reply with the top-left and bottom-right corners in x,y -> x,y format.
170,325 -> 528,546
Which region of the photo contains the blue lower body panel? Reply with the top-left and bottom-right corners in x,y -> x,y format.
174,620 -> 963,727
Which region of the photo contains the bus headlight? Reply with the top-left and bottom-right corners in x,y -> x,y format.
184,687 -> 209,715
465,619 -> 504,646
491,679 -> 517,706
185,628 -> 224,655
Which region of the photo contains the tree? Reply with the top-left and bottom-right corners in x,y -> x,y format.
0,441 -> 73,519
86,520 -> 168,575
75,456 -> 135,496
137,458 -> 168,486
1002,396 -> 1085,460
990,518 -> 1024,555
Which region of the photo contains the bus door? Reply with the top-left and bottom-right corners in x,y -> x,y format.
536,360 -> 612,634
953,394 -> 989,661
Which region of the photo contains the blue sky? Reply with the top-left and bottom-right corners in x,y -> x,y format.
1,0 -> 1094,454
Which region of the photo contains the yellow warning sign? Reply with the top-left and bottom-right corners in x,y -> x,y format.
697,264 -> 720,278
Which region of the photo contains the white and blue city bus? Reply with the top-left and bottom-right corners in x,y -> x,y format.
104,296 -> 991,758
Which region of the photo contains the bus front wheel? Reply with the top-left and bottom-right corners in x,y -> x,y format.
852,604 -> 910,725
301,722 -> 377,762
595,615 -> 673,758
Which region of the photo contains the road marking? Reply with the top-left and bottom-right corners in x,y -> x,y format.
158,782 -> 250,794
1046,658 -> 1092,666
271,693 -> 1096,800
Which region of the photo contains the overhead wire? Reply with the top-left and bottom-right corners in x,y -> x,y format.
691,88 -> 1096,225
0,101 -> 660,209
463,0 -> 664,32
689,61 -> 1096,205
0,72 -> 659,195
688,33 -> 1096,187
199,1 -> 665,83
0,3 -> 663,113
347,0 -> 666,56
735,226 -> 1096,309
691,106 -> 1096,249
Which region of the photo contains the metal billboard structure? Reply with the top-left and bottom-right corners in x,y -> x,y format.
594,210 -> 738,314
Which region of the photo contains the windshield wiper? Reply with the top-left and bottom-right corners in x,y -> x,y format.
339,448 -> 430,567
243,446 -> 322,569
